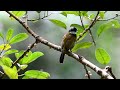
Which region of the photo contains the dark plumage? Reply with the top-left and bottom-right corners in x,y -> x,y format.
59,27 -> 77,63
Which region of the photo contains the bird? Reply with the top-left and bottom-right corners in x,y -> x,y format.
59,27 -> 77,63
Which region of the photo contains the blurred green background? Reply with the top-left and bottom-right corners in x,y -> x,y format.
0,11 -> 120,79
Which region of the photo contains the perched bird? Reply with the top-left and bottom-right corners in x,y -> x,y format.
59,27 -> 77,63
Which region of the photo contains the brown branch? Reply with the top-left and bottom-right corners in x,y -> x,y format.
104,66 -> 116,79
77,11 -> 100,41
86,11 -> 99,46
98,14 -> 120,21
0,38 -> 40,79
27,11 -> 52,21
27,11 -> 40,21
83,65 -> 91,79
88,11 -> 100,29
12,38 -> 39,67
41,13 -> 52,20
78,11 -> 96,46
78,54 -> 91,79
6,11 -> 114,79
0,38 -> 6,55
88,29 -> 96,46
79,11 -> 85,29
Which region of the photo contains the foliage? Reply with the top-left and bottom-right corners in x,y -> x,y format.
0,27 -> 48,79
59,11 -> 120,65
23,70 -> 50,79
0,11 -> 120,79
97,20 -> 120,37
95,48 -> 111,65
49,19 -> 67,29
72,42 -> 93,52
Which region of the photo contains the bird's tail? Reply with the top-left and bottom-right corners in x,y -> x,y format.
59,53 -> 65,63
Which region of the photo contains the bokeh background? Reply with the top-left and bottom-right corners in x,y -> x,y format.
0,11 -> 120,79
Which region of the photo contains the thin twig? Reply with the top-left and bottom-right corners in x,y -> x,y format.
27,11 -> 52,21
27,14 -> 40,22
104,66 -> 116,79
27,18 -> 40,22
0,37 -> 6,55
0,71 -> 4,77
5,11 -> 114,79
77,11 -> 100,41
88,11 -> 100,29
41,13 -> 52,19
78,54 -> 90,79
98,14 -> 120,21
18,74 -> 25,77
79,11 -> 85,29
83,65 -> 90,79
44,11 -> 46,17
0,38 -> 40,79
12,39 -> 39,67
109,68 -> 116,79
47,11 -> 48,16
88,29 -> 96,46
78,11 -> 96,46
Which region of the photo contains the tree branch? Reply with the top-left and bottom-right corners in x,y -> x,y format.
83,65 -> 91,79
12,38 -> 39,67
103,66 -> 116,79
27,11 -> 52,21
79,11 -> 85,29
6,11 -> 114,79
0,38 -> 40,79
77,11 -> 100,41
88,29 -> 96,46
98,14 -> 120,21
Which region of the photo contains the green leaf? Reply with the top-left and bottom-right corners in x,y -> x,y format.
2,66 -> 18,79
0,60 -> 3,66
80,11 -> 88,17
0,56 -> 13,67
15,51 -> 32,62
27,52 -> 44,63
97,23 -> 110,37
0,32 -> 4,38
15,50 -> 25,59
9,33 -> 28,44
12,11 -> 26,17
19,52 -> 44,64
61,11 -> 88,17
84,24 -> 89,29
78,32 -> 88,41
99,11 -> 105,19
89,13 -> 95,19
111,20 -> 120,28
20,64 -> 28,70
4,49 -> 18,55
97,20 -> 120,37
49,19 -> 66,29
6,28 -> 14,42
60,11 -> 79,16
23,70 -> 50,79
22,75 -> 29,79
0,44 -> 11,50
72,42 -> 92,52
95,48 -> 111,65
60,12 -> 67,17
17,63 -> 28,70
